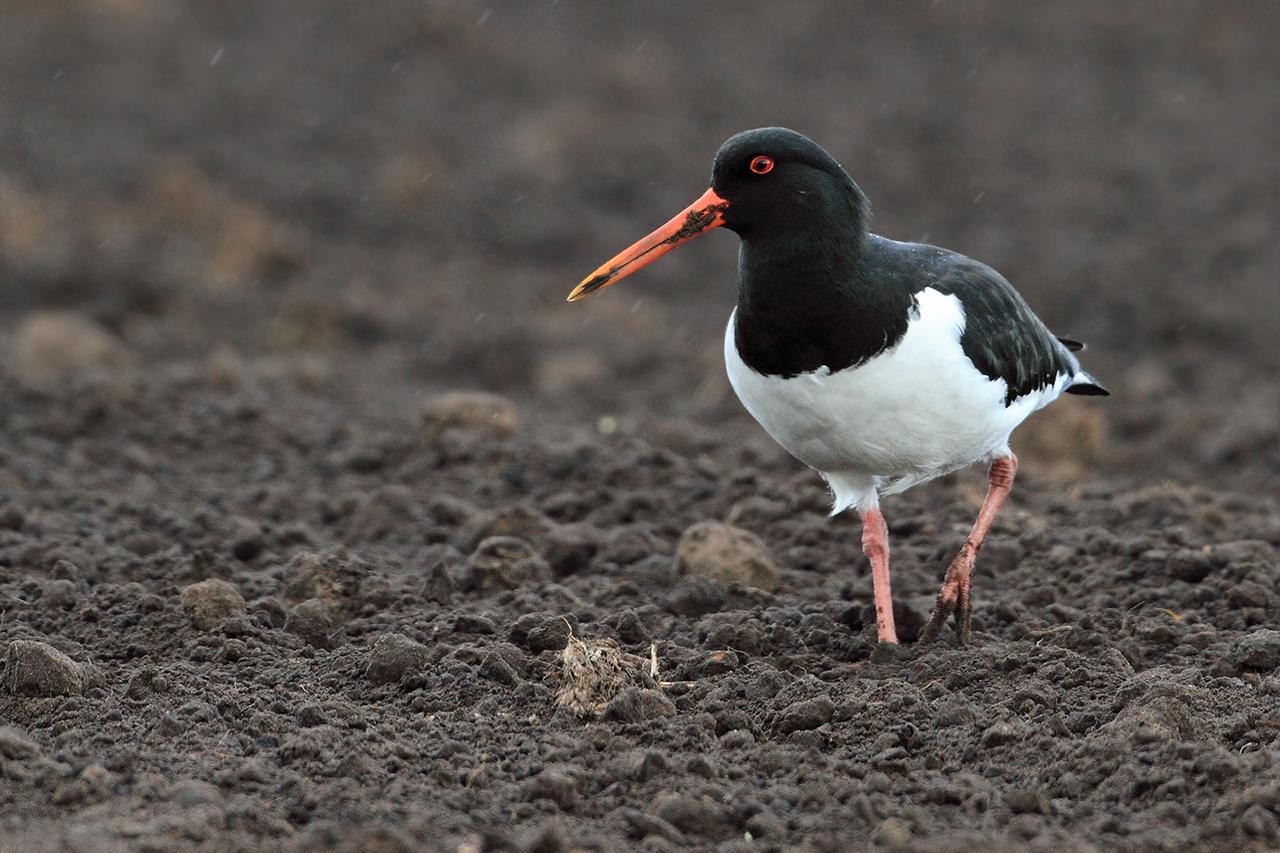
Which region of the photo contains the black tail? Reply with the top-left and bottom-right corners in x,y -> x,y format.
1066,373 -> 1110,396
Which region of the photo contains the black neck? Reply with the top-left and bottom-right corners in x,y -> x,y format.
733,224 -> 914,378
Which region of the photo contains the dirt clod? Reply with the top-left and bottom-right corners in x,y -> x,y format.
466,536 -> 550,592
180,578 -> 247,631
676,521 -> 779,591
980,721 -> 1025,749
422,391 -> 519,442
544,524 -> 600,577
666,576 -> 728,617
285,598 -> 336,649
3,640 -> 85,697
365,633 -> 430,684
11,311 -> 133,384
777,697 -> 835,734
1233,629 -> 1280,671
282,550 -> 370,618
604,687 -> 676,723
0,725 -> 40,758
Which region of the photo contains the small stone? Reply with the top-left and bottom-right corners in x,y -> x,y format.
230,518 -> 265,561
422,391 -> 518,442
166,778 -> 224,806
180,578 -> 247,631
676,521 -> 778,591
466,536 -> 550,591
665,575 -> 727,617
621,809 -> 684,844
281,549 -> 372,618
43,578 -> 78,609
544,524 -> 600,577
523,823 -> 572,853
1227,581 -> 1271,609
366,633 -> 429,684
1212,540 -> 1274,566
285,598 -> 335,649
4,640 -> 85,697
612,749 -> 669,782
0,505 -> 26,531
51,780 -> 91,806
237,758 -> 272,785
76,763 -> 113,801
451,613 -> 496,636
524,767 -> 579,811
980,721 -> 1025,748
872,818 -> 912,848
1234,629 -> 1280,671
1167,548 -> 1213,582
720,729 -> 755,749
207,345 -> 244,390
125,666 -> 158,699
777,697 -> 835,734
614,610 -> 650,645
459,507 -> 552,552
652,793 -> 729,837
525,617 -> 572,653
745,810 -> 786,840
480,652 -> 520,686
1005,788 -> 1048,814
603,687 -> 675,723
296,704 -> 326,727
1103,687 -> 1196,741
1242,803 -> 1278,840
0,725 -> 39,758
249,597 -> 288,628
11,311 -> 133,383
424,557 -> 455,605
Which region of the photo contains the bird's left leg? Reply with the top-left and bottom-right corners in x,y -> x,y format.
859,506 -> 898,644
921,452 -> 1018,645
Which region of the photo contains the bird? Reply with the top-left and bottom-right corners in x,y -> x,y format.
567,127 -> 1107,645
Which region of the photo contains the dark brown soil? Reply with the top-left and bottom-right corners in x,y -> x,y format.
2,2 -> 1278,851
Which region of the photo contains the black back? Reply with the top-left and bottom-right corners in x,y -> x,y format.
716,130 -> 1102,406
734,234 -> 1090,405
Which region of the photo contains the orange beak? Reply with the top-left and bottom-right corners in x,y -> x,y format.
567,187 -> 729,302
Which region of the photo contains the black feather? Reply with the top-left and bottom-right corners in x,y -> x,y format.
930,257 -> 1079,405
1066,382 -> 1110,396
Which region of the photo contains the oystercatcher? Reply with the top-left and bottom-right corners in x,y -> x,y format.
568,128 -> 1107,645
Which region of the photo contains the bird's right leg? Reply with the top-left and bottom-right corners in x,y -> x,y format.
859,507 -> 898,644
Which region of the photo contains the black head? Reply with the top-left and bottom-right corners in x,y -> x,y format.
568,127 -> 868,301
710,127 -> 868,238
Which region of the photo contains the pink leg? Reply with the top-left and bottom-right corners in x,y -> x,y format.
860,508 -> 898,644
921,453 -> 1018,645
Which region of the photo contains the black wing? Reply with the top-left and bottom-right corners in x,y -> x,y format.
932,259 -> 1081,405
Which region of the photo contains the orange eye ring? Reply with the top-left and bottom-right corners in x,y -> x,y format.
749,155 -> 774,175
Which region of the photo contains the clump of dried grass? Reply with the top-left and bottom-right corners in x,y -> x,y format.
554,623 -> 678,718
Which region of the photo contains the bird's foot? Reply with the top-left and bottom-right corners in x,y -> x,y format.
921,543 -> 975,645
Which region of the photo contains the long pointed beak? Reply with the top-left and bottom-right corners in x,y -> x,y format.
567,187 -> 729,302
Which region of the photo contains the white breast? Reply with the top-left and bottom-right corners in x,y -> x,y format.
724,288 -> 1068,514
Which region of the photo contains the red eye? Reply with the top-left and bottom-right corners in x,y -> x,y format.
749,155 -> 774,175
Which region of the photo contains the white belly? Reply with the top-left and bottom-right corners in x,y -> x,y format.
724,288 -> 1067,513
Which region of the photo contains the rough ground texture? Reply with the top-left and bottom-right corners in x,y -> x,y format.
1,2 -> 1278,851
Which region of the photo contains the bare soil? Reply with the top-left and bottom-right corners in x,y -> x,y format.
1,2 -> 1278,851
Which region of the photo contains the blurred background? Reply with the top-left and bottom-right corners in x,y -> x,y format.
1,0 -> 1276,494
